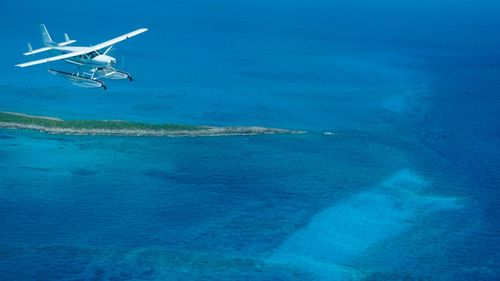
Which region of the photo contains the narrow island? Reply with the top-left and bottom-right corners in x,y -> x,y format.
0,112 -> 304,137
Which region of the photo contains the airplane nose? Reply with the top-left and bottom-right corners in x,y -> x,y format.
110,58 -> 117,65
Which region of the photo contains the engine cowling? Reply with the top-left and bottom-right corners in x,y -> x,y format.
92,55 -> 116,66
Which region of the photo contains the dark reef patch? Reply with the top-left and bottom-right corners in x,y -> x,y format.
142,169 -> 175,182
0,134 -> 15,139
19,166 -> 51,172
72,168 -> 98,176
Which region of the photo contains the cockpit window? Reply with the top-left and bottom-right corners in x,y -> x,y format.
88,51 -> 99,58
75,51 -> 99,60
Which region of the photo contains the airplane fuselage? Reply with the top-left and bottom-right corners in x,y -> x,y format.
52,46 -> 116,67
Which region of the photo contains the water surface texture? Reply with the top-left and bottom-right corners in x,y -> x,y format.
1,1 -> 499,280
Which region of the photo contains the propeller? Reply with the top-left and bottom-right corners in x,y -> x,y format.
120,53 -> 126,69
105,46 -> 126,69
100,47 -> 132,81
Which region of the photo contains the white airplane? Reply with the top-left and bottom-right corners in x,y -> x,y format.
16,24 -> 148,90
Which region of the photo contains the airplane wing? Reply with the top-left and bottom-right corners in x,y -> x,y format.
16,49 -> 92,68
89,28 -> 148,51
15,28 -> 148,68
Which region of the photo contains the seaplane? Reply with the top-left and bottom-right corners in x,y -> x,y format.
16,24 -> 148,90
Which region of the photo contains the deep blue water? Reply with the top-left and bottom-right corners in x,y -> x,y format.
1,1 -> 500,280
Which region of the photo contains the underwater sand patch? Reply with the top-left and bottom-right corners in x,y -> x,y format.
269,169 -> 461,280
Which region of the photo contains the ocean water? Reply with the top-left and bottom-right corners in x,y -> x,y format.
1,1 -> 500,280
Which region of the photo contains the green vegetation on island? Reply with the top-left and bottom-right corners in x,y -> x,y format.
0,112 -> 203,131
0,111 -> 303,137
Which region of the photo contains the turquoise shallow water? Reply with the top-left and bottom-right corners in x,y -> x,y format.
1,1 -> 500,280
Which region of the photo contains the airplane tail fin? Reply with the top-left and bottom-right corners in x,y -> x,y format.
23,25 -> 76,56
40,24 -> 55,46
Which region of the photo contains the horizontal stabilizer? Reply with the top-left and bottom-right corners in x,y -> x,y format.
58,33 -> 76,46
23,46 -> 53,56
58,40 -> 77,46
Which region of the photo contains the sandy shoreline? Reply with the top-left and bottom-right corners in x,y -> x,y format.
2,112 -> 64,121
